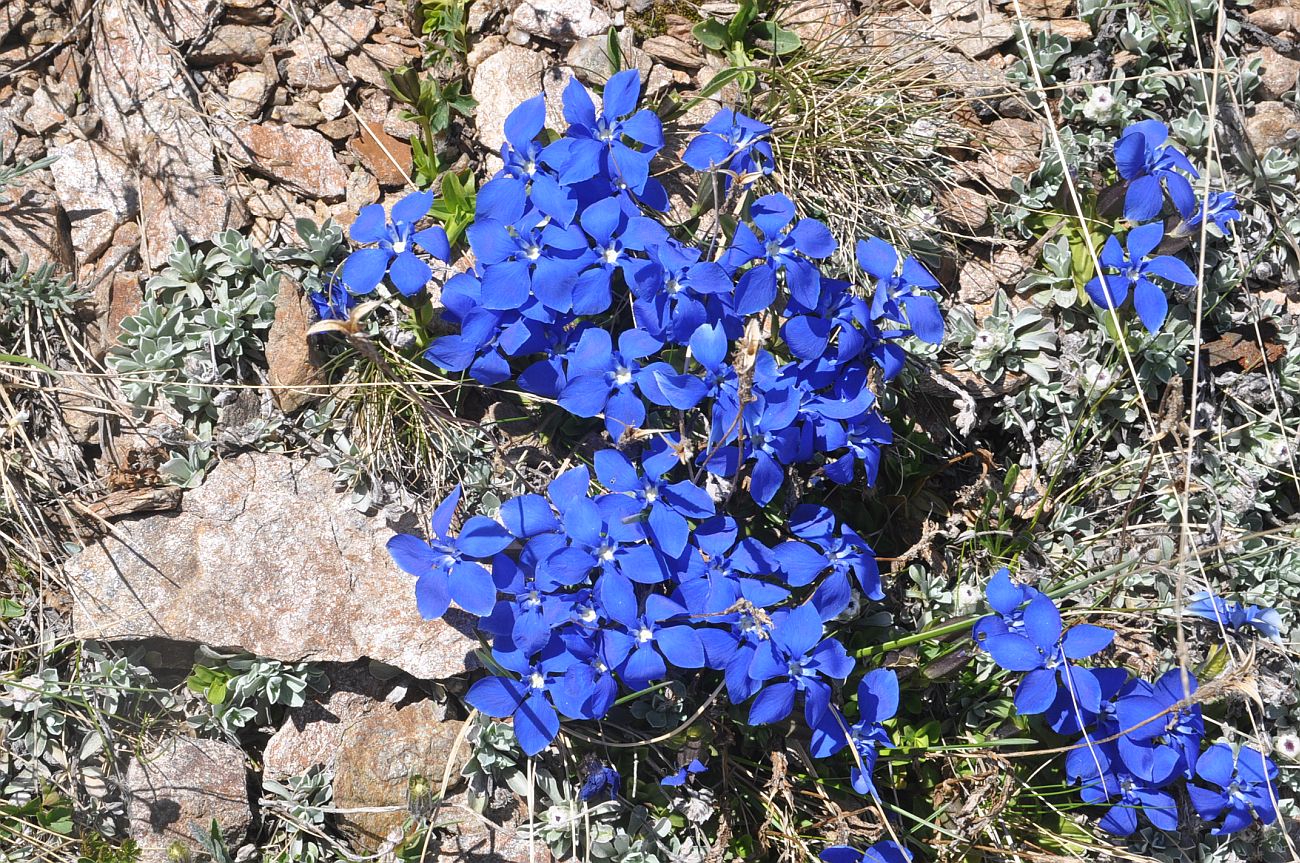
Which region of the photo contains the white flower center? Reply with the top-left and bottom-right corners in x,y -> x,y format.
602,246 -> 620,265
392,239 -> 407,254
614,367 -> 633,386
637,626 -> 655,643
530,672 -> 546,689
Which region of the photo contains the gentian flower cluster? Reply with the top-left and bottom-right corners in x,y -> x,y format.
1088,120 -> 1241,333
974,569 -> 1282,837
367,71 -> 947,795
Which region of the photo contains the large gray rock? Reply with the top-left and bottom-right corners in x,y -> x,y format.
125,737 -> 251,863
65,453 -> 479,681
472,45 -> 548,152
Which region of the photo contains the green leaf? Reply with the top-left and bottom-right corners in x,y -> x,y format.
691,19 -> 729,51
0,598 -> 23,618
0,353 -> 56,373
606,27 -> 623,74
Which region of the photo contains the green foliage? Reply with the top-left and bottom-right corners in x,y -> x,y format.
948,292 -> 1058,386
387,67 -> 476,183
417,0 -> 470,66
261,767 -> 339,863
0,256 -> 85,333
184,648 -> 327,738
0,146 -> 56,202
107,232 -> 280,431
428,170 -> 477,245
691,0 -> 801,89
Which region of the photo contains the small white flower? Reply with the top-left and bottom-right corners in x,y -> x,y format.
1081,88 -> 1116,122
1275,731 -> 1300,763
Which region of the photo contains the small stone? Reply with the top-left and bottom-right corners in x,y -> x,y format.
1021,0 -> 1072,16
22,86 -> 66,135
125,737 -> 250,863
346,165 -> 380,211
977,117 -> 1043,190
1026,17 -> 1091,40
959,259 -> 999,303
189,24 -> 273,65
155,0 -> 216,40
350,120 -> 413,187
641,34 -> 705,70
1246,101 -> 1299,152
931,0 -> 1014,59
90,269 -> 143,359
467,35 -> 507,71
235,122 -> 349,199
266,274 -> 328,412
511,0 -> 613,44
468,0 -> 511,32
333,702 -> 469,850
565,34 -> 651,85
0,168 -> 74,272
319,114 -> 358,140
936,185 -> 989,231
298,0 -> 377,58
271,101 -> 328,126
383,107 -> 421,141
319,84 -> 349,120
472,45 -> 548,152
56,370 -> 104,444
1248,46 -> 1300,100
225,0 -> 279,23
285,52 -> 349,92
346,40 -> 410,86
1247,6 -> 1300,35
48,139 -> 137,268
777,0 -> 858,48
645,62 -> 675,96
226,69 -> 272,118
263,665 -> 395,779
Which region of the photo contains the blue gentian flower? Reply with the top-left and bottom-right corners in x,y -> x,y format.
558,328 -> 663,441
820,841 -> 911,863
1068,738 -> 1181,835
579,759 -> 621,801
466,196 -> 590,313
308,278 -> 360,321
603,594 -> 705,688
1171,190 -> 1241,238
554,70 -> 663,196
1114,668 -> 1204,779
464,641 -> 575,755
682,109 -> 774,189
972,568 -> 1043,644
627,241 -> 732,342
572,197 -> 667,314
1187,591 -> 1284,642
1085,222 -> 1196,333
747,602 -> 854,727
722,193 -> 836,312
494,94 -> 577,226
1114,119 -> 1198,222
810,668 -> 898,796
774,505 -> 883,606
342,190 -> 451,296
821,412 -> 893,486
855,237 -> 944,344
1188,743 -> 1280,835
980,592 -> 1113,715
386,485 -> 513,618
661,758 -> 708,787
594,443 -> 715,558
